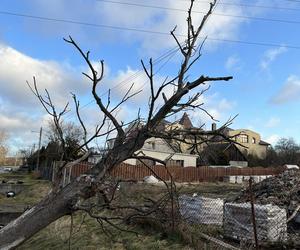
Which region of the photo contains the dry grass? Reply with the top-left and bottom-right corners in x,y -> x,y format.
0,172 -> 51,206
19,212 -> 192,250
1,172 -> 245,249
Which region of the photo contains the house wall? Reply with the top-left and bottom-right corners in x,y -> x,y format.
142,138 -> 174,153
227,129 -> 268,159
124,149 -> 197,167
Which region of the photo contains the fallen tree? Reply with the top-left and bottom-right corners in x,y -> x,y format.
0,1 -> 233,248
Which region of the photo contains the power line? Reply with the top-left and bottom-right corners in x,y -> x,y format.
97,0 -> 300,24
0,10 -> 299,50
64,44 -> 181,119
176,0 -> 300,11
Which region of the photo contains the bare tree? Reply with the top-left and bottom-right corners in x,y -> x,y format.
0,130 -> 8,165
46,119 -> 85,160
0,1 -> 233,248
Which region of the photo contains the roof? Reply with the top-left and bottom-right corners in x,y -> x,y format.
178,112 -> 193,129
198,142 -> 248,165
204,142 -> 237,152
284,164 -> 299,169
259,140 -> 270,146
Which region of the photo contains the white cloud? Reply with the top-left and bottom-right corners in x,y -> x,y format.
264,134 -> 280,146
225,55 -> 241,70
218,98 -> 236,111
190,93 -> 236,124
265,117 -> 280,128
109,67 -> 148,103
271,75 -> 300,104
22,0 -> 249,54
0,43 -> 87,108
0,43 -> 94,152
106,66 -> 174,111
0,111 -> 43,153
260,46 -> 287,70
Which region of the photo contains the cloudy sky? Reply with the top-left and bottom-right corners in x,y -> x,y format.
1,0 -> 300,154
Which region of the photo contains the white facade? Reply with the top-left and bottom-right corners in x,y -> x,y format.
124,148 -> 197,167
93,137 -> 198,167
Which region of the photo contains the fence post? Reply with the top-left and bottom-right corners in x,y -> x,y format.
51,161 -> 56,182
249,177 -> 259,249
62,167 -> 67,187
68,165 -> 72,184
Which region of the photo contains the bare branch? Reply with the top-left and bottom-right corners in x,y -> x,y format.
64,36 -> 125,145
72,93 -> 88,150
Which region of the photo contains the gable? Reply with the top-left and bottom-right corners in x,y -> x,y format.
142,137 -> 175,153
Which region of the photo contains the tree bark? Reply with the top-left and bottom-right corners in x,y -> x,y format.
0,132 -> 148,249
0,180 -> 90,249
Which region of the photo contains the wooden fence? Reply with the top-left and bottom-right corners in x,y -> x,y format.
69,162 -> 284,183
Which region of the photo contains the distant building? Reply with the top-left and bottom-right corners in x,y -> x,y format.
124,137 -> 198,167
226,128 -> 270,159
168,114 -> 270,165
198,142 -> 248,166
106,113 -> 270,167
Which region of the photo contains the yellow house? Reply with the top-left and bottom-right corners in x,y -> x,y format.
165,113 -> 270,161
226,128 -> 270,159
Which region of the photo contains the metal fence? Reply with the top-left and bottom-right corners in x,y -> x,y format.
177,178 -> 299,249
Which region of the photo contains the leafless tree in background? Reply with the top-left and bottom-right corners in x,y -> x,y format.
0,1 -> 234,248
0,130 -> 9,165
46,119 -> 85,160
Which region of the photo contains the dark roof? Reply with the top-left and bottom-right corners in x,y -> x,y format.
154,119 -> 171,132
259,140 -> 270,146
178,112 -> 193,129
204,142 -> 234,152
223,127 -> 234,134
198,142 -> 247,165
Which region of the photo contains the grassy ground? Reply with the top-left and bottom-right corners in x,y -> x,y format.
0,172 -> 51,206
18,213 -> 193,250
0,172 -> 244,249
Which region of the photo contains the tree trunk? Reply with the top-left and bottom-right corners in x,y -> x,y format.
0,133 -> 148,249
0,180 -> 89,249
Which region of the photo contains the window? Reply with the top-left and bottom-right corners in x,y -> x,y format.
151,142 -> 155,150
138,159 -> 155,166
240,134 -> 248,143
252,137 -> 256,144
166,159 -> 184,167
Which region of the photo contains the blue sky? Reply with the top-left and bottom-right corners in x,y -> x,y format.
0,0 -> 300,154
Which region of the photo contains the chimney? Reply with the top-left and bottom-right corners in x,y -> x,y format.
212,123 -> 216,131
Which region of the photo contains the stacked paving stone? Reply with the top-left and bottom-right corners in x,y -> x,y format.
179,195 -> 224,225
224,203 -> 287,242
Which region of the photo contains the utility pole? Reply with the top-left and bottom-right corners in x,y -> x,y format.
36,127 -> 43,171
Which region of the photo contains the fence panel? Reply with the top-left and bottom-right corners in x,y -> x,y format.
56,162 -> 285,183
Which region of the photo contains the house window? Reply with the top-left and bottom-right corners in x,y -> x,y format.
138,159 -> 155,166
240,134 -> 248,143
166,159 -> 184,167
252,137 -> 256,144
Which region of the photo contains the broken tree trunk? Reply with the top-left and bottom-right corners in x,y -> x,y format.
0,132 -> 147,249
0,179 -> 89,249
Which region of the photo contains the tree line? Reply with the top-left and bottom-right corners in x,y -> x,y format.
248,137 -> 300,167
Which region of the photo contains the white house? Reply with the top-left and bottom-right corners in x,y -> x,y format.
124,137 -> 198,167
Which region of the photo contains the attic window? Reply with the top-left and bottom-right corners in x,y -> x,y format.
252,137 -> 256,144
240,134 -> 248,143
